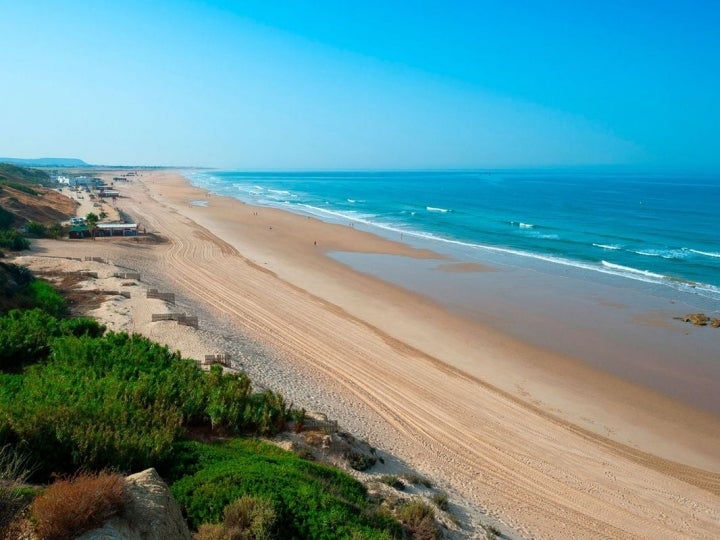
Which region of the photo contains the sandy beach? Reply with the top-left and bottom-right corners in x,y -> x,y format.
21,170 -> 720,539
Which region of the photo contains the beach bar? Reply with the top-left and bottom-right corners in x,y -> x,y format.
96,223 -> 139,237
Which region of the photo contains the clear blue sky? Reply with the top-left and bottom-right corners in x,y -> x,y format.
1,0 -> 718,171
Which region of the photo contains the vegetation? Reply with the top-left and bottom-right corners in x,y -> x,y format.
0,444 -> 34,538
0,163 -> 51,187
169,439 -> 402,539
0,265 -> 417,538
380,476 -> 405,491
195,496 -> 278,540
0,263 -> 68,317
0,164 -> 72,249
431,493 -> 449,512
396,502 -> 440,540
1,182 -> 38,196
0,229 -> 29,251
30,471 -> 127,540
0,325 -> 290,479
0,206 -> 14,229
85,212 -> 99,240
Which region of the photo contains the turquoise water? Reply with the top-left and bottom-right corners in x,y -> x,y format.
186,170 -> 720,302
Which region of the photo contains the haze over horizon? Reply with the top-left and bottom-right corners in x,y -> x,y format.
1,1 -> 718,173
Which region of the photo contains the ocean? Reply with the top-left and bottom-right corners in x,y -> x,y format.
186,169 -> 720,304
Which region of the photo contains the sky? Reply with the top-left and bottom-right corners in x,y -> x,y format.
1,0 -> 719,171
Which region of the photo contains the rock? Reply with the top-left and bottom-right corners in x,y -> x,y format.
711,318 -> 720,328
683,313 -> 709,326
76,468 -> 191,540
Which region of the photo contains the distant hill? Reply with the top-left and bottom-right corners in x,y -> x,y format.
0,157 -> 90,167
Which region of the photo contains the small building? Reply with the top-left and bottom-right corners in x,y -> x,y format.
68,225 -> 91,239
96,223 -> 139,237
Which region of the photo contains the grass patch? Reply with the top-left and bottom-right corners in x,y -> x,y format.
379,475 -> 405,491
431,492 -> 449,512
396,501 -> 441,539
402,474 -> 433,489
169,439 -> 402,539
0,445 -> 34,538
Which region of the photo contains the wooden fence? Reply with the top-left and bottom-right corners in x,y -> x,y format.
147,289 -> 176,304
203,353 -> 231,367
151,312 -> 198,328
113,272 -> 141,279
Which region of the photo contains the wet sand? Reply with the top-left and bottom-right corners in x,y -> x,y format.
31,169 -> 720,538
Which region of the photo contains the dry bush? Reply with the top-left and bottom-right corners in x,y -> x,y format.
0,444 -> 34,538
31,471 -> 127,540
194,496 -> 277,540
396,501 -> 441,540
194,523 -> 226,540
223,496 -> 277,540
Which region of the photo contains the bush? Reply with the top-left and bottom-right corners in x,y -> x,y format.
170,439 -> 402,539
402,474 -> 433,489
431,493 -> 449,512
58,317 -> 106,338
396,501 -> 440,540
224,496 -> 278,539
0,325 -> 293,479
27,280 -> 67,318
0,206 -> 14,229
0,308 -> 60,370
25,221 -> 47,238
31,471 -> 127,540
195,523 -> 226,540
0,444 -> 34,538
1,182 -> 38,196
379,476 -> 405,491
0,229 -> 30,251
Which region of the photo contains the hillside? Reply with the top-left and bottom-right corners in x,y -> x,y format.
0,164 -> 77,226
0,163 -> 52,186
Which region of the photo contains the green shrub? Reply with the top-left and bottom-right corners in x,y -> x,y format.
0,326 -> 293,479
0,206 -> 14,229
379,476 -> 405,491
58,317 -> 106,338
170,439 -> 402,539
402,474 -> 433,489
223,496 -> 278,539
47,223 -> 64,239
1,182 -> 38,196
25,221 -> 47,238
0,230 -> 30,251
396,501 -> 440,540
431,493 -> 449,512
0,308 -> 60,370
27,280 -> 67,317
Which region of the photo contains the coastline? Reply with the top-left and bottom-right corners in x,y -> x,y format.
23,169 -> 720,538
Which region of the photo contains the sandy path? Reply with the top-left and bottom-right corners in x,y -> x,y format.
29,171 -> 720,538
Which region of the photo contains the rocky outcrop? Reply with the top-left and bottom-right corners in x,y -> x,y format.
76,468 -> 191,540
675,313 -> 720,327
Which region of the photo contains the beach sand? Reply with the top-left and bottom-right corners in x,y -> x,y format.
23,170 -> 720,539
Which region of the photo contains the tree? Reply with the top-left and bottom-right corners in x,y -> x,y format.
85,212 -> 99,240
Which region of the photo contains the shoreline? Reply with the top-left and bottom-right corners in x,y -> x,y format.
25,169 -> 720,538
